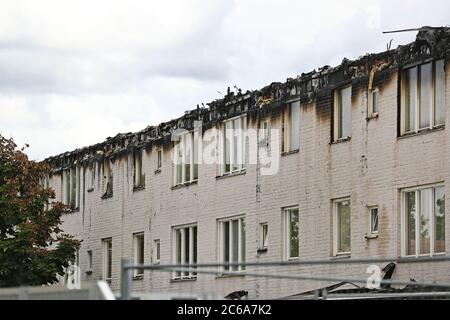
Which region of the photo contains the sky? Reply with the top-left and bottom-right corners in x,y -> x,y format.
0,0 -> 449,160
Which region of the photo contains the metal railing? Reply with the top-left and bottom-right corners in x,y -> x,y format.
120,255 -> 450,300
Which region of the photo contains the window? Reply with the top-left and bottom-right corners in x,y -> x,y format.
259,223 -> 268,250
333,199 -> 351,255
133,150 -> 145,188
102,159 -> 113,198
367,207 -> 379,236
133,233 -> 145,277
283,208 -> 299,260
222,116 -> 247,175
173,132 -> 198,185
157,150 -> 162,171
87,250 -> 93,273
218,216 -> 246,272
402,185 -> 445,256
89,164 -> 95,190
63,167 -> 80,210
334,86 -> 352,140
401,59 -> 445,134
102,238 -> 112,282
153,239 -> 161,265
259,119 -> 270,146
282,101 -> 300,152
172,225 -> 197,280
368,87 -> 380,117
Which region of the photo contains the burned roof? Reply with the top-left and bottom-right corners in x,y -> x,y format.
45,26 -> 450,171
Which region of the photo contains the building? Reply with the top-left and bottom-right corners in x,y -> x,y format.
45,27 -> 450,299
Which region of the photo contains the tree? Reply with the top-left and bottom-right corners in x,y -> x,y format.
0,134 -> 80,287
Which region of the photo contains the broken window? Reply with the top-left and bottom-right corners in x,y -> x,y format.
222,116 -> 247,175
367,207 -> 379,236
219,216 -> 246,273
403,185 -> 445,256
368,87 -> 380,117
102,238 -> 112,282
282,101 -> 300,152
133,233 -> 145,277
63,167 -> 80,210
173,225 -> 197,280
173,131 -> 198,185
157,149 -> 162,171
102,159 -> 113,198
133,149 -> 145,189
90,164 -> 95,190
401,59 -> 445,134
87,250 -> 93,273
283,208 -> 299,260
259,118 -> 270,146
334,199 -> 351,255
153,239 -> 161,265
334,86 -> 352,140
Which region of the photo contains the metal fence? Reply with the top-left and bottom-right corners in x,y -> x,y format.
120,256 -> 450,300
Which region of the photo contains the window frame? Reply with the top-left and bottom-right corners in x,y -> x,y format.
400,59 -> 446,135
333,86 -> 352,141
283,207 -> 300,260
172,224 -> 198,280
173,131 -> 199,186
282,101 -> 300,153
400,184 -> 446,257
133,149 -> 145,189
333,198 -> 351,256
153,239 -> 161,265
259,222 -> 269,250
220,115 -> 247,175
63,166 -> 80,210
133,232 -> 145,277
367,206 -> 379,237
368,87 -> 380,118
218,215 -> 246,274
102,238 -> 112,282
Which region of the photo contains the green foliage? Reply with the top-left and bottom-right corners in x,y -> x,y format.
0,134 -> 80,287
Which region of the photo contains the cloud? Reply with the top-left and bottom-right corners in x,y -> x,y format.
0,0 -> 449,160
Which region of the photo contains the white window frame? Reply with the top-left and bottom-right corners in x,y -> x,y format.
221,115 -> 247,175
259,118 -> 271,146
283,207 -> 300,260
333,86 -> 352,141
133,233 -> 145,277
218,215 -> 246,273
102,238 -> 112,282
172,224 -> 197,280
63,166 -> 80,210
333,198 -> 351,256
367,206 -> 379,237
400,59 -> 446,135
259,223 -> 268,250
282,101 -> 300,153
153,239 -> 161,265
400,184 -> 445,257
133,150 -> 145,188
368,87 -> 380,117
173,131 -> 198,186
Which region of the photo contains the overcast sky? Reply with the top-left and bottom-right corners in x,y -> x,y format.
0,0 -> 449,160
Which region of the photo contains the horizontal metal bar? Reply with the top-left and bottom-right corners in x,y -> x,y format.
124,255 -> 450,270
156,266 -> 450,290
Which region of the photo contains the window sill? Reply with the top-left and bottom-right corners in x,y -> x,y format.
170,277 -> 197,283
257,248 -> 268,255
87,187 -> 94,193
65,207 -> 80,214
132,185 -> 145,192
331,253 -> 351,259
281,149 -> 299,157
365,234 -> 379,240
133,275 -> 144,281
331,137 -> 351,144
399,125 -> 445,139
101,193 -> 113,200
171,180 -> 198,190
154,169 -> 161,175
366,112 -> 379,120
85,270 -> 93,276
216,170 -> 246,180
215,272 -> 246,279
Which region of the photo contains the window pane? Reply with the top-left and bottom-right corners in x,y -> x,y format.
406,191 -> 416,255
435,59 -> 445,126
434,186 -> 445,253
233,119 -> 240,171
371,208 -> 379,233
405,67 -> 417,132
184,228 -> 190,276
337,201 -> 351,253
225,121 -> 232,173
241,219 -> 246,270
176,145 -> 182,184
231,219 -> 239,270
420,63 -> 432,129
184,135 -> 191,182
193,227 -> 197,275
290,210 -> 299,258
176,230 -> 181,277
341,87 -> 352,138
193,133 -> 198,180
156,240 -> 160,261
419,189 -> 431,255
290,102 -> 300,150
223,221 -> 230,270
372,90 -> 379,113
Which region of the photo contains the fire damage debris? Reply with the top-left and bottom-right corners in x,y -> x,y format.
281,262 -> 450,300
45,27 -> 450,173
